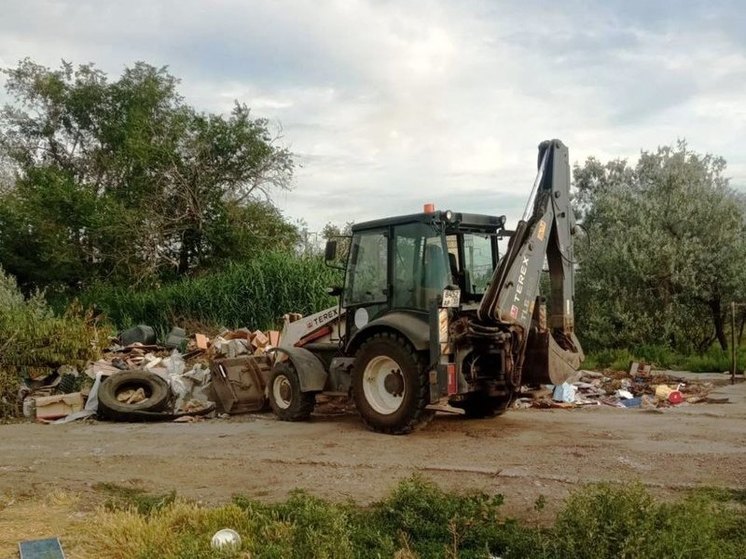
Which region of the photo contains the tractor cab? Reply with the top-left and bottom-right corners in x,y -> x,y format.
331,210 -> 508,352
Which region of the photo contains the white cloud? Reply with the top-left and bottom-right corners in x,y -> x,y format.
1,0 -> 745,231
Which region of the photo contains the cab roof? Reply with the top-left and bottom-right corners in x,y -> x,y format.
352,210 -> 506,233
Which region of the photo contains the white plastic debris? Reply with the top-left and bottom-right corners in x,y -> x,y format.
552,383 -> 577,403
165,349 -> 186,376
615,389 -> 634,399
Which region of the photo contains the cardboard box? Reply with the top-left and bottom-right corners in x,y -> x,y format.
195,333 -> 209,350
34,392 -> 84,420
251,330 -> 269,349
268,330 -> 281,347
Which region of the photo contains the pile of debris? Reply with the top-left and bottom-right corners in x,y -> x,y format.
515,362 -> 728,410
19,322 -> 285,424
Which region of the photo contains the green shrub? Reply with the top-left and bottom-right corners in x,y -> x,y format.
549,483 -> 745,559
680,345 -> 745,373
84,251 -> 341,335
0,267 -> 104,417
82,478 -> 745,559
584,343 -> 745,373
372,475 -> 506,558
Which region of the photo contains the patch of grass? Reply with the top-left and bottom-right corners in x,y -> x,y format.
690,486 -> 746,505
546,482 -> 746,559
84,251 -> 341,336
94,482 -> 176,516
584,343 -> 746,373
680,345 -> 745,373
77,477 -> 746,559
79,500 -> 253,559
0,490 -> 86,558
371,475 -> 506,558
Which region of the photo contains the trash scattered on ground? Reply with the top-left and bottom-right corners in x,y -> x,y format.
552,383 -> 577,403
16,325 -> 733,424
17,322 -> 284,423
118,324 -> 156,346
518,361 -> 728,411
34,393 -> 84,420
211,356 -> 270,414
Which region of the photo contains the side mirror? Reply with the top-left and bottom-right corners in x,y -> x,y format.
324,240 -> 338,263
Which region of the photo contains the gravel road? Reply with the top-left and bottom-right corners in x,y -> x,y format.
2,379 -> 744,517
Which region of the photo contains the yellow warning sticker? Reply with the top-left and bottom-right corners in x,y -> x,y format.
536,219 -> 547,241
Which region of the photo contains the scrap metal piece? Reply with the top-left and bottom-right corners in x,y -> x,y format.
19,537 -> 65,559
210,356 -> 271,414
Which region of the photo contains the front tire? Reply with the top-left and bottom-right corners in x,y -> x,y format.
268,362 -> 316,421
351,333 -> 433,435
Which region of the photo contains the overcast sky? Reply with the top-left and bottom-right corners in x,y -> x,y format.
2,0 -> 745,232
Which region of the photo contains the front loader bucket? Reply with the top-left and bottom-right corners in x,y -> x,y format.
522,330 -> 584,385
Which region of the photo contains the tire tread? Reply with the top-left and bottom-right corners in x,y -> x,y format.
353,332 -> 433,435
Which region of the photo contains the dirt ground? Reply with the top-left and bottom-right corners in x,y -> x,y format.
1,376 -> 744,525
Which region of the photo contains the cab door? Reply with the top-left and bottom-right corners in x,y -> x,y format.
343,229 -> 390,336
392,222 -> 450,311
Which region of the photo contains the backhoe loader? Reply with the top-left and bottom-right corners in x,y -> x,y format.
268,139 -> 584,434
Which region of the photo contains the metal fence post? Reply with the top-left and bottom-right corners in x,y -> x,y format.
733,301 -> 737,385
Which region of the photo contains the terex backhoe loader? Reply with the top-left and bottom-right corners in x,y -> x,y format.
268,139 -> 584,434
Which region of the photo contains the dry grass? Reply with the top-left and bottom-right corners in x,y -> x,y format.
0,490 -> 88,558
77,500 -> 253,559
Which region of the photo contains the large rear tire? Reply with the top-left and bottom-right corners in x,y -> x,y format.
351,333 -> 433,435
268,362 -> 316,421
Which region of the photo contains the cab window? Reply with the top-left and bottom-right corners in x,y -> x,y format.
393,223 -> 449,310
462,233 -> 494,295
344,230 -> 388,306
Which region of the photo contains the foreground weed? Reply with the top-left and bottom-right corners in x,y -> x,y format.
81,478 -> 745,559
94,482 -> 176,515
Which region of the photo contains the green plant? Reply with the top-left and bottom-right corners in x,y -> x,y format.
584,342 -> 745,372
95,482 -> 177,516
78,478 -> 746,559
0,268 -> 104,417
549,483 -> 746,559
372,475 -> 506,559
85,251 -> 341,336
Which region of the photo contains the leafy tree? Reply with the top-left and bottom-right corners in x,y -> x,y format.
573,141 -> 746,352
0,59 -> 297,290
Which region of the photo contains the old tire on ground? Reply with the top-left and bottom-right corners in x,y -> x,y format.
351,332 -> 434,435
268,362 -> 316,421
451,393 -> 512,419
98,370 -> 171,420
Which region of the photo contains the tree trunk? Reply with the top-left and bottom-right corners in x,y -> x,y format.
178,230 -> 192,275
178,228 -> 203,275
709,299 -> 728,351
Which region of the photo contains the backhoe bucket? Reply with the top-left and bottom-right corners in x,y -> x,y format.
522,330 -> 584,385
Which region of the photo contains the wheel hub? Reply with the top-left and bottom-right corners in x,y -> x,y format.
362,355 -> 406,415
279,380 -> 292,402
272,374 -> 293,410
383,370 -> 404,396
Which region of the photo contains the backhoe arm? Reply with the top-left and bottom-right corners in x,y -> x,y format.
477,139 -> 583,384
